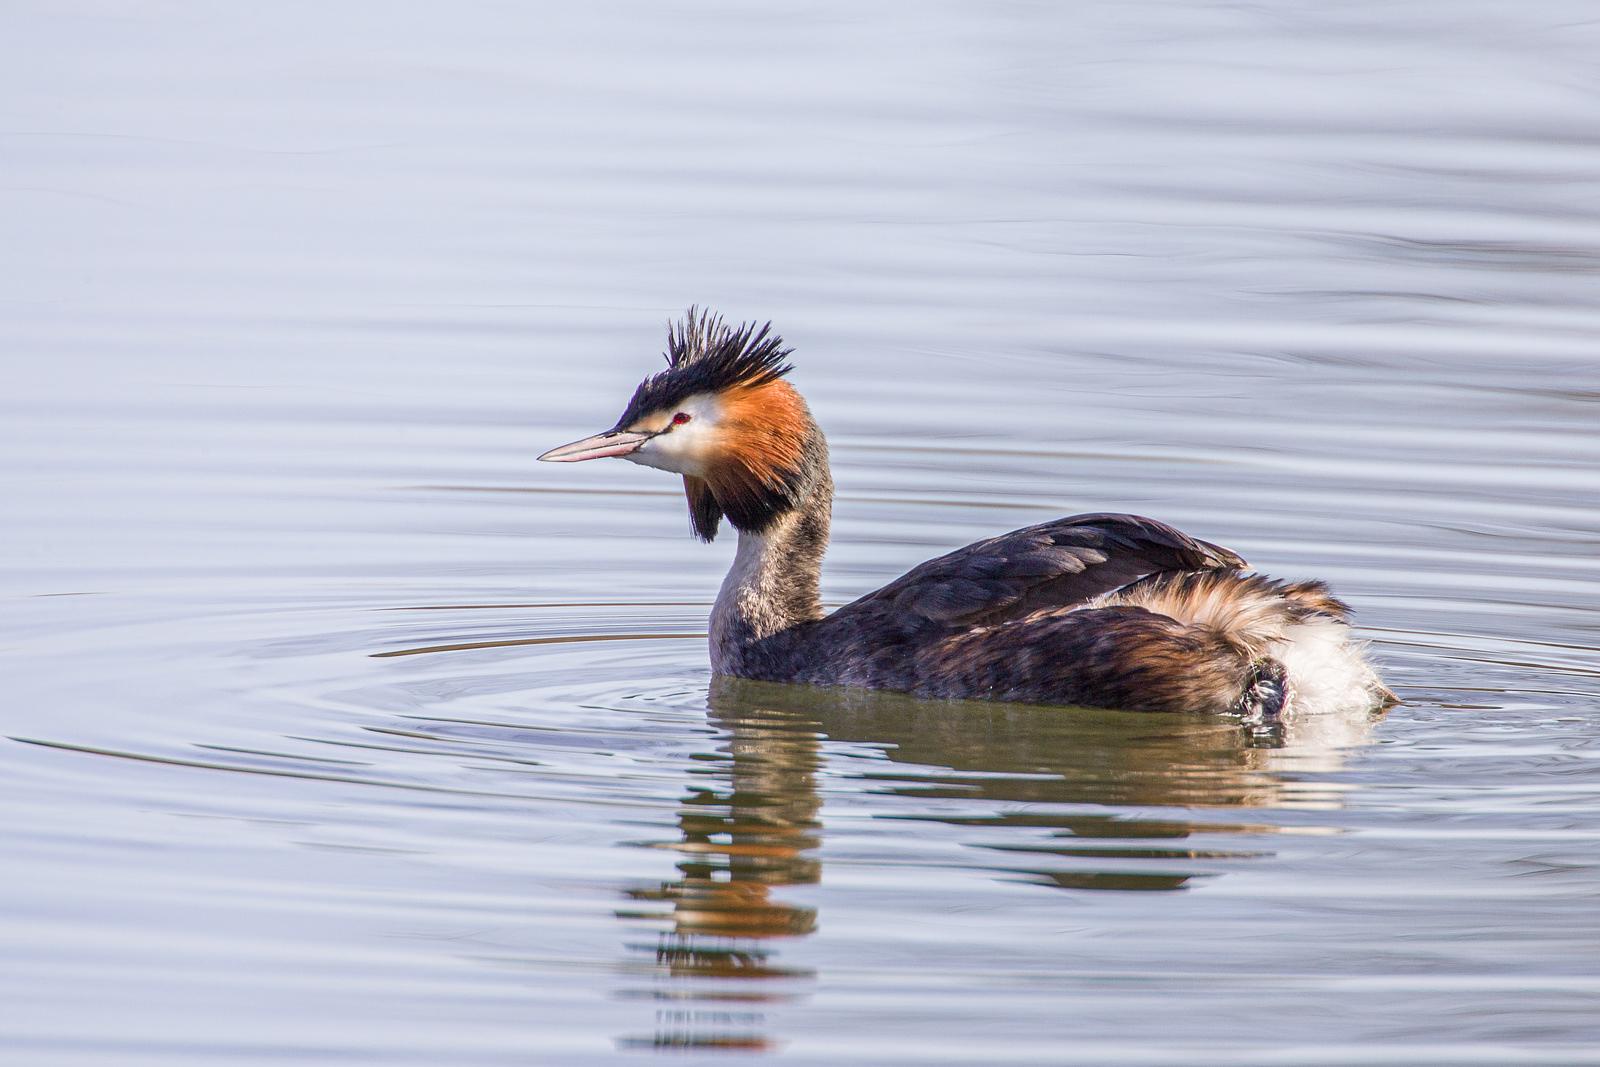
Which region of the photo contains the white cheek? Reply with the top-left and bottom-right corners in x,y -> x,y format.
624,395 -> 721,475
626,431 -> 692,473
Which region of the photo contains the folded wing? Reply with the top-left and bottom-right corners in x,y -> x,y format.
831,513 -> 1245,634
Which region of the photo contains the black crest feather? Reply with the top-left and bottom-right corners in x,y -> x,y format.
615,306 -> 794,427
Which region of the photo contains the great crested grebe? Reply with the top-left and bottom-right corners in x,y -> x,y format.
540,309 -> 1393,719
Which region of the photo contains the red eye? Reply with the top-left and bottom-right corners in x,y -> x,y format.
672,412 -> 692,426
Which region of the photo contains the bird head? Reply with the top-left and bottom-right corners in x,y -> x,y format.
539,308 -> 825,541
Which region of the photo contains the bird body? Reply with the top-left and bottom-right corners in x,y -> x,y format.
541,310 -> 1392,719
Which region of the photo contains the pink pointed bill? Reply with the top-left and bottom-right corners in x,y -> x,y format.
538,429 -> 651,463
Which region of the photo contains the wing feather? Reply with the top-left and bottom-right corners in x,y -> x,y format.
831,513 -> 1244,634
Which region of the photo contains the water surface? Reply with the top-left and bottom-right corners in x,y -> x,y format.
4,2 -> 1600,1063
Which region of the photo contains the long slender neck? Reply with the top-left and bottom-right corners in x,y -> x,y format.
708,469 -> 832,676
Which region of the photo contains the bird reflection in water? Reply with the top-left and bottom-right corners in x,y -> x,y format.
615,679 -> 823,1052
616,675 -> 1386,1050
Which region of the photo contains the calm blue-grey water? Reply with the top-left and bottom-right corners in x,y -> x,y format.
3,3 -> 1599,1064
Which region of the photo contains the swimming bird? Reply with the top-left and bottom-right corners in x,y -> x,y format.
539,309 -> 1392,719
